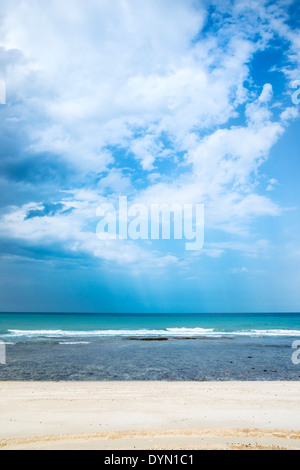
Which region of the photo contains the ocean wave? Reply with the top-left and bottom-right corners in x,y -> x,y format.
59,341 -> 91,345
3,327 -> 300,339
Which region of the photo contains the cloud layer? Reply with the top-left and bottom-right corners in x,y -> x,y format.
0,0 -> 299,271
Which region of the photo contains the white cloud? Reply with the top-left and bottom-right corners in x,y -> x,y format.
0,0 -> 299,267
0,197 -> 179,269
228,267 -> 249,274
204,239 -> 271,258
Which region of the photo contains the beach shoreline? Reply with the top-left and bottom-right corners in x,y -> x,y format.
0,381 -> 299,450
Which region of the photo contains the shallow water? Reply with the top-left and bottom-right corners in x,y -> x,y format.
0,313 -> 299,381
0,336 -> 299,381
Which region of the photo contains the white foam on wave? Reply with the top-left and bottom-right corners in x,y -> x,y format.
228,329 -> 300,337
5,327 -> 300,338
59,341 -> 91,345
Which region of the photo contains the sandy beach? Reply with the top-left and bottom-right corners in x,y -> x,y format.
0,381 -> 299,450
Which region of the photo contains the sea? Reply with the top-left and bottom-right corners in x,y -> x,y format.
0,312 -> 300,381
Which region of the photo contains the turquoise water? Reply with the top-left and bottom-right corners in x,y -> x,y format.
0,313 -> 300,381
1,312 -> 300,341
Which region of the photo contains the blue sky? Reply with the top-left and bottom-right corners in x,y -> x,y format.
0,0 -> 299,313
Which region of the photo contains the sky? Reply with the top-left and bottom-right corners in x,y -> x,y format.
0,0 -> 299,313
